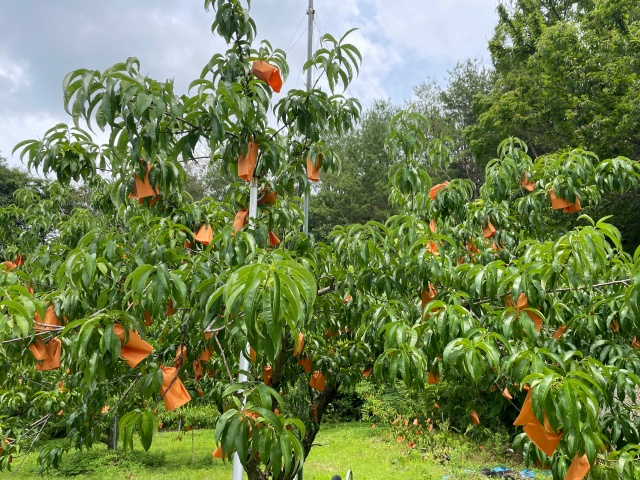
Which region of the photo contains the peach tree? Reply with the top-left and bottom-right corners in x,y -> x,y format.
1,1 -> 363,479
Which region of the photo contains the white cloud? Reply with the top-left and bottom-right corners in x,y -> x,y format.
0,112 -> 64,168
0,51 -> 31,95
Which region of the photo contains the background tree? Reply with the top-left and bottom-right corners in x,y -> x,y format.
468,0 -> 640,249
309,100 -> 397,239
414,59 -> 493,184
1,0 -> 364,478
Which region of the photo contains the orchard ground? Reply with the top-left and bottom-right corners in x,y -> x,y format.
8,422 -> 542,479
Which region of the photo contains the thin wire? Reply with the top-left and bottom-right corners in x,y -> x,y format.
360,69 -> 386,99
286,26 -> 309,56
284,12 -> 308,53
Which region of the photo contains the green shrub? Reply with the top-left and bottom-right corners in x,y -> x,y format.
158,403 -> 220,431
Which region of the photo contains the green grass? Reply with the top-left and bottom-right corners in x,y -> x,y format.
7,423 -> 536,479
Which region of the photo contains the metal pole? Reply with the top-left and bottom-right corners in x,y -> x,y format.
113,414 -> 118,450
303,0 -> 314,236
299,6 -> 315,480
231,176 -> 259,480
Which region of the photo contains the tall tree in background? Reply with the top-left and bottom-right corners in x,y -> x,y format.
413,59 -> 493,184
468,0 -> 640,249
309,100 -> 397,238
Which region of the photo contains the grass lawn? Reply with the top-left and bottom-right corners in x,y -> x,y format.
7,423 -> 539,479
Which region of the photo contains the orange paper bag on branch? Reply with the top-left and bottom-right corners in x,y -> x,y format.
194,224 -> 213,245
506,292 -> 543,332
550,188 -> 581,213
429,182 -> 449,201
234,210 -> 249,232
268,231 -> 280,247
30,337 -> 62,370
263,366 -> 273,386
428,370 -> 440,384
160,366 -> 191,411
513,389 -> 563,456
251,61 -> 283,93
174,345 -> 187,369
421,284 -> 437,312
193,360 -> 203,381
306,156 -> 322,182
523,422 -> 563,457
293,332 -> 304,357
34,305 -> 61,333
482,218 -> 496,239
298,357 -> 312,373
470,411 -> 480,425
520,173 -> 535,192
113,324 -> 153,368
258,189 -> 277,205
128,163 -> 160,204
565,454 -> 590,480
310,370 -> 326,391
238,139 -> 259,182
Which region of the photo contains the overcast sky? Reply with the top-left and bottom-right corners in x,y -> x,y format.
0,0 -> 499,167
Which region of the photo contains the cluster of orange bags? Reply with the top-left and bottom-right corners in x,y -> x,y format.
513,389 -> 563,456
30,338 -> 62,371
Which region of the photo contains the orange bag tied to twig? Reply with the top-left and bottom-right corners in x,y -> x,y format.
506,292 -> 543,332
258,190 -> 277,205
298,357 -> 312,373
565,454 -> 590,480
306,156 -> 322,182
421,284 -> 437,312
553,325 -> 567,340
234,210 -> 249,232
470,411 -> 480,425
249,346 -> 257,363
428,370 -> 440,385
193,360 -> 203,381
429,182 -> 449,201
251,61 -> 283,93
113,324 -> 153,368
238,139 -> 259,182
482,218 -> 496,239
310,370 -> 326,391
160,366 -> 191,411
293,332 -> 304,357
174,345 -> 187,369
34,305 -> 61,333
30,337 -> 62,371
520,173 -> 535,192
128,163 -> 160,204
194,224 -> 213,245
362,367 -> 373,378
263,366 -> 273,386
268,231 -> 280,247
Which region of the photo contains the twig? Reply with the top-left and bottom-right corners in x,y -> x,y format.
4,413 -> 51,479
214,334 -> 234,383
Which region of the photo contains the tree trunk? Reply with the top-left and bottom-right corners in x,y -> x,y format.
302,381 -> 341,458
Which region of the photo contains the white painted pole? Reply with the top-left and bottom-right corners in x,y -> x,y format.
232,176 -> 259,480
303,0 -> 314,236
